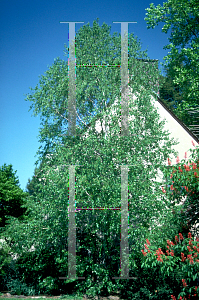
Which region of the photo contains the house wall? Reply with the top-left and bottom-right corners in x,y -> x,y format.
152,96 -> 198,165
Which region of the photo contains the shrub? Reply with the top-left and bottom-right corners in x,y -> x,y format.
6,278 -> 37,296
38,276 -> 59,295
118,254 -> 181,300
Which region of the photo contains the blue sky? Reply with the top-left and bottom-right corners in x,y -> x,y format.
0,0 -> 170,192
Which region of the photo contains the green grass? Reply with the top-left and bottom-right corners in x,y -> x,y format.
0,299 -> 47,300
60,295 -> 83,300
0,297 -> 83,300
0,294 -> 84,300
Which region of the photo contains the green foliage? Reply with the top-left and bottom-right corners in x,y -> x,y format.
0,240 -> 14,290
159,68 -> 198,134
159,72 -> 184,113
38,276 -> 59,295
25,162 -> 46,197
141,234 -> 199,299
0,250 -> 37,296
118,255 -> 181,299
5,278 -> 37,296
0,163 -> 30,230
145,0 -> 199,132
25,18 -> 157,162
1,18 -> 188,297
162,146 -> 199,238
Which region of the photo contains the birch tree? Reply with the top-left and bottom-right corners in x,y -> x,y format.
2,19 -> 183,297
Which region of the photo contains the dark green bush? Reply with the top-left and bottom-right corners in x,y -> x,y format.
0,230 -> 188,299
0,243 -> 13,290
11,245 -> 64,296
118,254 -> 181,300
0,241 -> 185,299
5,278 -> 37,296
0,248 -> 38,296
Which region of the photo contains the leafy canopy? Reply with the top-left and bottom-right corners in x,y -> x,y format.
25,18 -> 157,162
145,0 -> 199,128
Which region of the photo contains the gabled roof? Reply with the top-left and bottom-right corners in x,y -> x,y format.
155,94 -> 199,145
